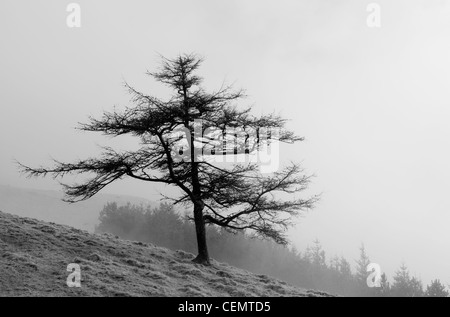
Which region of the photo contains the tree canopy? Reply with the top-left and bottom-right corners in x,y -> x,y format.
19,54 -> 317,264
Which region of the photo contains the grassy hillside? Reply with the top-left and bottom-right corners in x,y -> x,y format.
0,185 -> 153,232
0,211 -> 332,297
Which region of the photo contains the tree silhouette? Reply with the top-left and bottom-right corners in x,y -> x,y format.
355,244 -> 370,284
355,244 -> 374,296
376,273 -> 391,297
425,279 -> 449,297
18,54 -> 317,264
391,263 -> 424,297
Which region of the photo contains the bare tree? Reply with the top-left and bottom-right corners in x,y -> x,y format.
19,54 -> 318,265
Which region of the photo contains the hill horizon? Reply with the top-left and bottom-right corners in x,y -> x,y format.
0,210 -> 332,297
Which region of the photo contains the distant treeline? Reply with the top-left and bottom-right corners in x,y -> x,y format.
95,202 -> 449,297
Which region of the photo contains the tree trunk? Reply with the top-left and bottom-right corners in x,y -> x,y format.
192,201 -> 210,265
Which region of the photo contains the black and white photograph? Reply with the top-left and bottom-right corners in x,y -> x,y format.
1,0 -> 449,303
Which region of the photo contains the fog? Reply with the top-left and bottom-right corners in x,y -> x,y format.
1,0 -> 450,287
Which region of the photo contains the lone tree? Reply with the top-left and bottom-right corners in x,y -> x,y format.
19,54 -> 317,265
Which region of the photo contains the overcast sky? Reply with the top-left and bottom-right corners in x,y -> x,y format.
1,0 -> 450,284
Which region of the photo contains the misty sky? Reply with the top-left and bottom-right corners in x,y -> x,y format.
1,0 -> 450,285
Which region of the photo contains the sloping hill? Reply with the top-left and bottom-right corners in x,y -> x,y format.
0,211 -> 331,297
0,185 -> 154,232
